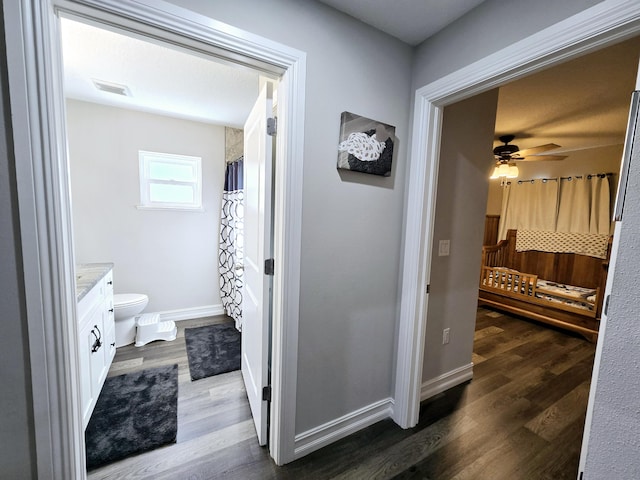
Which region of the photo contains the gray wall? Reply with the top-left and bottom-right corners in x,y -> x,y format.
423,89 -> 499,381
0,4 -> 35,475
412,0 -> 603,89
67,100 -> 225,313
167,0 -> 414,432
582,76 -> 640,478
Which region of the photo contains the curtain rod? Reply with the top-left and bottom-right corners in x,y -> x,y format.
510,172 -> 615,184
226,154 -> 244,165
563,172 -> 615,180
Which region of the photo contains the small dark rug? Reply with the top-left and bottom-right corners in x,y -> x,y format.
85,364 -> 178,470
184,323 -> 241,380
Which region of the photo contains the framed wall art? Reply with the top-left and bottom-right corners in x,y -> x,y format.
337,111 -> 395,177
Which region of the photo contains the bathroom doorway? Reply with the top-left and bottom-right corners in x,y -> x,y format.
3,1 -> 306,475
61,15 -> 277,471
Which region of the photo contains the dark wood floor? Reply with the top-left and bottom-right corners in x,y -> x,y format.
88,308 -> 595,479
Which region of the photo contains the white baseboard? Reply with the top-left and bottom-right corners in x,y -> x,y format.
420,363 -> 474,401
157,304 -> 225,322
294,397 -> 394,460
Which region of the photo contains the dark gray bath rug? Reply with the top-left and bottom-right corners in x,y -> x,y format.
85,364 -> 178,470
184,322 -> 241,380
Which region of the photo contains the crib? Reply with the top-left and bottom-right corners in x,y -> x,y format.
478,229 -> 612,342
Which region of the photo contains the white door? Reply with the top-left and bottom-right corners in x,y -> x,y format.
242,83 -> 274,446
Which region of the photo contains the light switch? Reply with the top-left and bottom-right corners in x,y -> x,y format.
439,239 -> 450,256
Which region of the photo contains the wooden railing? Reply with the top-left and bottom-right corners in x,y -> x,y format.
480,266 -> 538,298
480,238 -> 509,270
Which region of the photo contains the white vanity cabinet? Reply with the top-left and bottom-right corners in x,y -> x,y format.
76,265 -> 115,429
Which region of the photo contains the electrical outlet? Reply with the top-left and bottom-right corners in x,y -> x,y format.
442,328 -> 450,345
438,239 -> 450,256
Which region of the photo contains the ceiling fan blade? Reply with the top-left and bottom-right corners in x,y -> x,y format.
520,154 -> 568,162
514,143 -> 561,156
546,142 -> 623,154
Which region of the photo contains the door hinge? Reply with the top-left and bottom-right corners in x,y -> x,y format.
426,284 -> 431,294
262,385 -> 272,402
579,472 -> 583,480
264,258 -> 275,276
604,294 -> 610,315
267,117 -> 277,136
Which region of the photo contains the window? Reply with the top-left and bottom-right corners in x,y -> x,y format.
138,151 -> 202,210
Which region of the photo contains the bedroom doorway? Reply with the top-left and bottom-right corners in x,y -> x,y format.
476,36 -> 640,339
394,0 -> 640,437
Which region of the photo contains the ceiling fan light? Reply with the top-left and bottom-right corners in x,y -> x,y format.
489,162 -> 518,180
497,163 -> 511,177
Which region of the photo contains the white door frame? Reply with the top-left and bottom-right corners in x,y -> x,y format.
393,0 -> 640,429
3,0 -> 305,477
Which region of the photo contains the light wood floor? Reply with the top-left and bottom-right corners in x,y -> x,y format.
88,308 -> 595,479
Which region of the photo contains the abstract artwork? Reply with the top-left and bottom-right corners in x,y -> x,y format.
337,112 -> 395,177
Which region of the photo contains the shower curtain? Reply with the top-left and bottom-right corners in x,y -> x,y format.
219,156 -> 244,331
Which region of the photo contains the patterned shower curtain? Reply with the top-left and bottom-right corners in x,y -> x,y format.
219,156 -> 244,331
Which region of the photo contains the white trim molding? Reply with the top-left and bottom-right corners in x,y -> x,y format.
394,0 -> 640,430
5,0 -> 306,475
158,304 -> 225,322
294,398 -> 394,460
420,364 -> 474,402
4,2 -> 84,478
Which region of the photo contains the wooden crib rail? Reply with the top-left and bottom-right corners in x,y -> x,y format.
481,239 -> 510,268
480,267 -> 538,298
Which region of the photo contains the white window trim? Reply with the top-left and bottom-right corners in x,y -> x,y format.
138,150 -> 203,211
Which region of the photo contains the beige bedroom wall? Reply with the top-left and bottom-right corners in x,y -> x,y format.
423,88 -> 499,382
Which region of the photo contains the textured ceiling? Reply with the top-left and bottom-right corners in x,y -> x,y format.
494,36 -> 640,155
61,17 -> 261,127
316,0 -> 486,45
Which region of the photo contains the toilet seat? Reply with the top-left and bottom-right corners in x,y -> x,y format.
114,293 -> 148,307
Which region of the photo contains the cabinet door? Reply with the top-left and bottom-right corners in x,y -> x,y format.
87,307 -> 107,400
103,270 -> 116,366
79,320 -> 95,427
103,294 -> 116,366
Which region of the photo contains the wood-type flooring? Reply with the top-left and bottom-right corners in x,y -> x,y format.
88,307 -> 595,480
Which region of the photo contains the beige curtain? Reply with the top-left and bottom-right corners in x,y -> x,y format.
498,179 -> 559,240
556,175 -> 610,235
589,175 -> 611,234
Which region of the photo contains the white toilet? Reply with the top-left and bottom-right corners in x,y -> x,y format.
113,293 -> 148,347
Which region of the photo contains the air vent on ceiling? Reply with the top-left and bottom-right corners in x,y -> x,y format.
92,79 -> 131,97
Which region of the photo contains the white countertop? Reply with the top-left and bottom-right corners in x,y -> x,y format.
76,263 -> 113,301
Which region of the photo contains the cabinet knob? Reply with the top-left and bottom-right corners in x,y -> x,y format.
109,308 -> 114,313
111,342 -> 116,347
107,281 -> 113,285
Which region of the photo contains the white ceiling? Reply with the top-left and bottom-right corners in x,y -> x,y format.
60,17 -> 261,127
60,7 -> 640,160
316,0 -> 486,46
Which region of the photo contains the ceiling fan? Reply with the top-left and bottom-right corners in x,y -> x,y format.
493,134 -> 568,162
